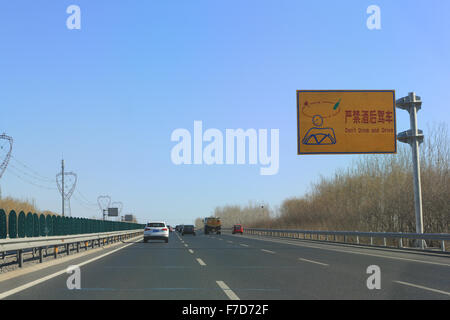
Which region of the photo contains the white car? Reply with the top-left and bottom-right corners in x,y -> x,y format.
144,222 -> 169,243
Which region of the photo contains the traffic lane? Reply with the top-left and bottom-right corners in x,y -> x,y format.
225,232 -> 450,265
197,233 -> 449,299
221,233 -> 450,298
5,233 -> 229,300
223,233 -> 450,289
174,233 -> 321,299
0,236 -> 142,296
190,234 -> 381,299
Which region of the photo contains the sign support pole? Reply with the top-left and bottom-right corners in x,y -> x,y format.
396,92 -> 425,249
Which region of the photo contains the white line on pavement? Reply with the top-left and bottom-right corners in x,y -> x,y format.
298,258 -> 329,266
240,244 -> 249,247
393,281 -> 450,296
261,249 -> 276,254
216,281 -> 240,300
196,258 -> 206,266
188,249 -> 194,254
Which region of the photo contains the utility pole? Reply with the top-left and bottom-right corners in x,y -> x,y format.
396,92 -> 425,248
61,159 -> 65,217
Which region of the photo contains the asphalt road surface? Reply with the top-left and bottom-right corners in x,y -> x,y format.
1,231 -> 449,299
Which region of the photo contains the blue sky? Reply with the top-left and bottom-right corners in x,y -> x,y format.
0,1 -> 449,225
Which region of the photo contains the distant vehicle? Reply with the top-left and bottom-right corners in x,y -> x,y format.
167,225 -> 174,232
144,222 -> 169,243
182,225 -> 196,236
204,217 -> 221,235
232,224 -> 244,234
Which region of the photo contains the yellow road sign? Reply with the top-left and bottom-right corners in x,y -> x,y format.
297,90 -> 396,154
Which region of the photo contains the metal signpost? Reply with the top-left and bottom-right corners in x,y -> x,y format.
396,92 -> 425,249
297,90 -> 426,249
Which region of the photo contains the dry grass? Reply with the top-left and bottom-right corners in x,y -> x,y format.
0,197 -> 57,215
205,123 -> 450,234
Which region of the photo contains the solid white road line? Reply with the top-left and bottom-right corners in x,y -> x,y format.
261,249 -> 276,254
216,281 -> 240,300
196,258 -> 206,266
393,281 -> 450,296
0,238 -> 140,300
298,258 -> 329,266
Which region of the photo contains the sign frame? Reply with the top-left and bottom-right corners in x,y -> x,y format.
297,90 -> 397,155
108,207 -> 119,217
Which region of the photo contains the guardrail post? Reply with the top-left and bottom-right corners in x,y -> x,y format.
77,242 -> 80,253
344,235 -> 347,243
370,237 -> 373,245
441,240 -> 446,252
17,249 -> 23,268
356,236 -> 360,245
383,238 -> 387,247
67,244 -> 70,255
399,238 -> 403,248
54,246 -> 58,259
39,247 -> 43,263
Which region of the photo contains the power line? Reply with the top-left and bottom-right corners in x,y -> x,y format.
6,166 -> 57,190
72,193 -> 99,211
75,189 -> 97,206
8,163 -> 55,184
10,155 -> 54,182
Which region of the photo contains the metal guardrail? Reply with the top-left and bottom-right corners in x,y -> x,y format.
0,229 -> 143,268
228,228 -> 450,252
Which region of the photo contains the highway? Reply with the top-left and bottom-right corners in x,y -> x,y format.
0,230 -> 449,300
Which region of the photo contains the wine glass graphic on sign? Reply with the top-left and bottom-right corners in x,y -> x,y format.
301,99 -> 341,145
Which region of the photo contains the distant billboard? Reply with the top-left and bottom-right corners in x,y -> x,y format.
124,214 -> 134,222
108,208 -> 119,217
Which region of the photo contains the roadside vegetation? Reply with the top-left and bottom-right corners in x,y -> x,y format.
0,197 -> 58,216
205,123 -> 449,234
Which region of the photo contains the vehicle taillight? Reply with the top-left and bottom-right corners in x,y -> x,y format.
145,227 -> 151,231
162,228 -> 168,231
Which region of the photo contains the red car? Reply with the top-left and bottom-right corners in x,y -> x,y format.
232,224 -> 244,234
